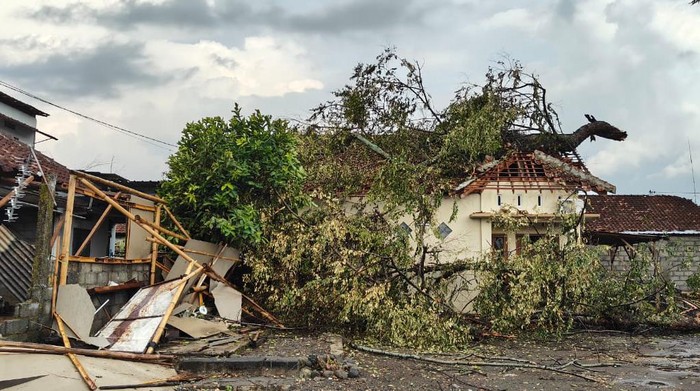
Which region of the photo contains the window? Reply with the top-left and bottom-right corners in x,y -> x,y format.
517,195 -> 522,206
437,222 -> 452,239
537,195 -> 542,207
492,234 -> 507,258
497,194 -> 502,206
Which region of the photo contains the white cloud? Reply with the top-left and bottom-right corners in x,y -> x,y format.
480,8 -> 540,32
145,37 -> 323,98
651,2 -> 700,53
574,0 -> 618,42
660,154 -> 692,179
586,139 -> 664,177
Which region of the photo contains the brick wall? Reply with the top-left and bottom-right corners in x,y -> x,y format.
598,235 -> 700,291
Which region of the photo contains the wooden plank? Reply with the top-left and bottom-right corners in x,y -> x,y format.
162,205 -> 191,240
54,313 -> 97,390
147,266 -> 198,354
135,214 -> 187,241
87,280 -> 145,295
68,256 -> 152,264
0,341 -> 176,363
150,204 -> 162,285
73,171 -> 165,204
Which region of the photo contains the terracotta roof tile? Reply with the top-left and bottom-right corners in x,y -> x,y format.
586,195 -> 700,233
0,132 -> 69,184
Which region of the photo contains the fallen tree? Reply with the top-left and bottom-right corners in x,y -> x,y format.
160,49 -> 679,348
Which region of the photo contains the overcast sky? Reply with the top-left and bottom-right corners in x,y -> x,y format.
1,0 -> 699,199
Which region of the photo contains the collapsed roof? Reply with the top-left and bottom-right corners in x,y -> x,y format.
455,150 -> 615,196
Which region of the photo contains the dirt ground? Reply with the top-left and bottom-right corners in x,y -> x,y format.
183,330 -> 700,391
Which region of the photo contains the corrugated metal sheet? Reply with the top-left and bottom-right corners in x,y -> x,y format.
0,224 -> 34,302
96,278 -> 184,353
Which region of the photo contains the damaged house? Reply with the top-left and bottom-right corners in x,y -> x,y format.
330,121 -> 626,312
415,150 -> 615,311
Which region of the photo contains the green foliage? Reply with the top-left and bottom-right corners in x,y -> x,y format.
475,227 -> 601,334
589,242 -> 680,325
687,272 -> 700,294
160,105 -> 307,248
475,211 -> 680,334
246,195 -> 473,349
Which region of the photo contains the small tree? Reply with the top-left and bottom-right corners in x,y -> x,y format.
160,105 -> 307,249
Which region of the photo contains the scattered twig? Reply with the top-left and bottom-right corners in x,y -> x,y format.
458,353 -> 537,365
350,342 -> 606,384
553,360 -> 620,370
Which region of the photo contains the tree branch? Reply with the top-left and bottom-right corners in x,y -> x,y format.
350,342 -> 607,384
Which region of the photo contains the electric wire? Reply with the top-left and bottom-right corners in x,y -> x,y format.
0,80 -> 177,151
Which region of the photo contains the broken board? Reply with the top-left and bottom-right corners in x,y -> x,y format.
167,316 -> 230,339
0,352 -> 176,391
55,284 -> 109,348
211,284 -> 242,322
97,278 -> 184,353
126,195 -> 155,259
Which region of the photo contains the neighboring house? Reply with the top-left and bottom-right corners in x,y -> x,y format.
0,94 -> 67,307
585,195 -> 700,291
0,91 -> 56,146
401,151 -> 613,266
382,150 -> 614,311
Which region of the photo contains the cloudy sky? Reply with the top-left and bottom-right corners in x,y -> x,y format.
1,0 -> 699,199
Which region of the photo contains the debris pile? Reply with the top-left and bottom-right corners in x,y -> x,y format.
0,171 -> 287,390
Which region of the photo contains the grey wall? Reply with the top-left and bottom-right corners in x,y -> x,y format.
598,236 -> 700,291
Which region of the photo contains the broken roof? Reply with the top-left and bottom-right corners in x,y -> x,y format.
0,132 -> 69,184
456,150 -> 615,196
586,195 -> 700,235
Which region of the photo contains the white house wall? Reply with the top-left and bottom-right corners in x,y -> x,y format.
0,103 -> 37,128
0,103 -> 38,145
342,184 -> 581,312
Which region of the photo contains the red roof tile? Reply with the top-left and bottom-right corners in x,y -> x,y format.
586,195 -> 700,234
0,132 -> 69,184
